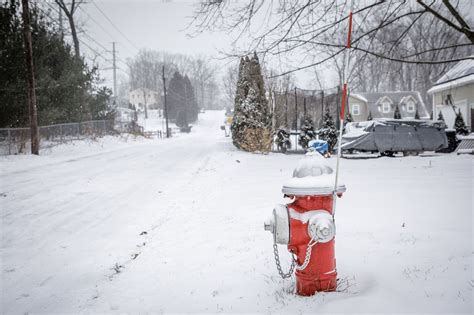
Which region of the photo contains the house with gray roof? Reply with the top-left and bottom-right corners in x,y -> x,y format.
427,57 -> 473,131
348,91 -> 429,122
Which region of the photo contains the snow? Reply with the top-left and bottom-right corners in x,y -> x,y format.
427,74 -> 474,94
1,111 -> 473,313
351,93 -> 368,103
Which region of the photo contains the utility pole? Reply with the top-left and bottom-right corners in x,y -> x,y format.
21,0 -> 39,155
112,42 -> 117,97
162,66 -> 169,138
58,2 -> 64,39
303,97 -> 307,118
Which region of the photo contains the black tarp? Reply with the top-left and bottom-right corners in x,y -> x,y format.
340,120 -> 448,153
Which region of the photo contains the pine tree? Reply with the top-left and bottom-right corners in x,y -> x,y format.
175,109 -> 188,128
231,53 -> 272,152
394,105 -> 401,119
298,114 -> 316,149
0,2 -> 112,127
414,109 -> 420,119
367,111 -> 373,121
437,110 -> 445,121
167,71 -> 185,120
319,107 -> 338,151
454,109 -> 469,135
183,75 -> 199,123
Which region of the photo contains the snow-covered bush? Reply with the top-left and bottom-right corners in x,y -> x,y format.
298,115 -> 316,149
232,53 -> 272,152
318,107 -> 338,151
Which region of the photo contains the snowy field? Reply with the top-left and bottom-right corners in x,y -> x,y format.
1,111 -> 472,314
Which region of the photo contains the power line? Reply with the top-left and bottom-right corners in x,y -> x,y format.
36,4 -> 112,67
77,5 -> 115,41
91,2 -> 140,52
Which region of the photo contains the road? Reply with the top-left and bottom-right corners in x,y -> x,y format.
1,111 -> 472,313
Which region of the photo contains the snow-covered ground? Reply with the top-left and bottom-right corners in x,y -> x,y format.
1,111 -> 472,314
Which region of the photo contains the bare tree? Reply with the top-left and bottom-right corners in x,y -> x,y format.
222,64 -> 238,107
127,50 -> 221,111
55,0 -> 84,59
189,55 -> 217,109
192,0 -> 473,77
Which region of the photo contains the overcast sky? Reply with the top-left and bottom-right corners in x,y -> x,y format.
46,0 -> 334,93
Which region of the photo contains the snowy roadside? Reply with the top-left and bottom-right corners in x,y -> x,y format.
1,111 -> 472,313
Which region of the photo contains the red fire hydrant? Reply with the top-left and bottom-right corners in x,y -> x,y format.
265,153 -> 346,296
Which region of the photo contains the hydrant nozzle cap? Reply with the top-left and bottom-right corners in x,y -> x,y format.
282,153 -> 346,196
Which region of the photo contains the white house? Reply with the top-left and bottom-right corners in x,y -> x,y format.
348,91 -> 430,122
129,88 -> 159,111
427,57 -> 474,131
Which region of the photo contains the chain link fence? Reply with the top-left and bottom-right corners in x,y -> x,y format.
0,120 -> 142,155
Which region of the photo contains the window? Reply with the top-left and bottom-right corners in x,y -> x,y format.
407,100 -> 415,112
352,104 -> 360,116
382,102 -> 391,113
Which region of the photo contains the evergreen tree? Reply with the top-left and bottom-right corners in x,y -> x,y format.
319,107 -> 338,151
298,114 -> 316,149
394,105 -> 402,119
175,109 -> 188,128
414,109 -> 420,119
0,2 -> 112,127
454,109 -> 469,135
437,110 -> 445,121
367,111 -> 373,121
231,52 -> 272,152
167,71 -> 184,120
183,75 -> 199,122
167,72 -> 199,126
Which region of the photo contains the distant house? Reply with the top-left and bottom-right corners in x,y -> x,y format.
129,88 -> 159,111
427,57 -> 473,131
348,91 -> 430,122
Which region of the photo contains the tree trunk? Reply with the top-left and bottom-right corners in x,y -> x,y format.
66,12 -> 80,59
21,0 -> 39,155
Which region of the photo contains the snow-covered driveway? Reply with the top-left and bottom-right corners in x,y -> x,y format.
1,111 -> 472,313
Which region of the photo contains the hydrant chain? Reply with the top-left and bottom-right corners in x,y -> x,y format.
273,243 -> 295,279
295,239 -> 318,271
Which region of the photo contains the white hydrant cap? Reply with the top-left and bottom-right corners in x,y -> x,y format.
282,152 -> 346,196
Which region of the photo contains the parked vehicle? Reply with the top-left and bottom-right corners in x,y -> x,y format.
340,119 -> 448,156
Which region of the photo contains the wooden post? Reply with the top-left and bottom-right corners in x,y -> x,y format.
8,129 -> 11,155
162,66 -> 170,138
21,0 -> 39,155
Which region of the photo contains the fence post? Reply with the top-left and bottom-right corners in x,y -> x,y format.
102,120 -> 106,136
8,129 -> 11,155
60,124 -> 63,144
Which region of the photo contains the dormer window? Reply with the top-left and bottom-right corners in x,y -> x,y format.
407,100 -> 415,112
382,102 -> 391,113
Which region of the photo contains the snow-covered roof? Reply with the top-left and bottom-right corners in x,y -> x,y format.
350,93 -> 368,103
353,91 -> 430,119
427,57 -> 474,94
